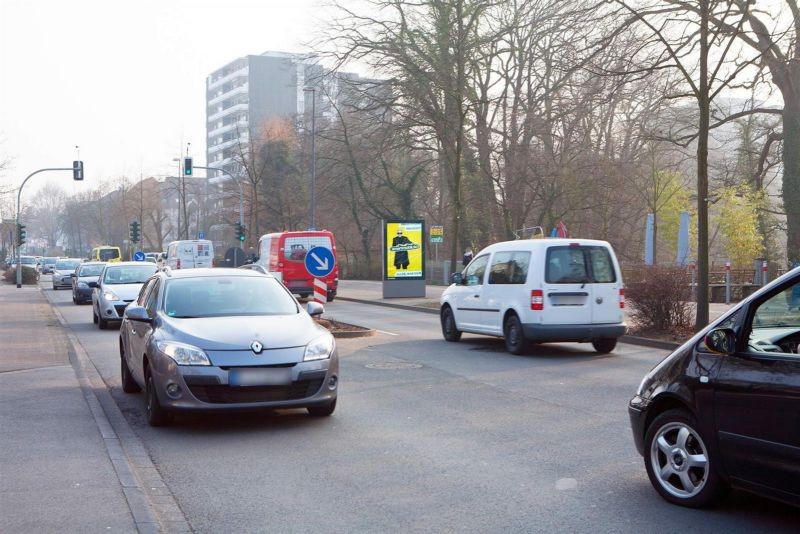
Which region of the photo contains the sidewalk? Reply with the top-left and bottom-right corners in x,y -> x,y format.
0,283 -> 137,532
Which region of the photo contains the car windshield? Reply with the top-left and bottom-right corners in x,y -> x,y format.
79,265 -> 104,277
163,276 -> 298,318
103,265 -> 157,285
44,258 -> 57,265
20,257 -> 35,265
99,249 -> 120,261
55,260 -> 81,270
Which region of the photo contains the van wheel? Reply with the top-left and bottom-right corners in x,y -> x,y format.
504,314 -> 529,355
326,290 -> 335,303
441,306 -> 462,342
592,338 -> 617,353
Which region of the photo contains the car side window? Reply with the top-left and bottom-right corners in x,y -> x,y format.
746,282 -> 800,356
144,280 -> 161,316
137,279 -> 155,307
488,251 -> 530,285
464,254 -> 489,286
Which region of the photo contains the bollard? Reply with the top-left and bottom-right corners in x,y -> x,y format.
762,260 -> 769,286
725,261 -> 731,304
443,261 -> 450,286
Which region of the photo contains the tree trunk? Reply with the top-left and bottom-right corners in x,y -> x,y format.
784,103 -> 800,265
695,0 -> 710,330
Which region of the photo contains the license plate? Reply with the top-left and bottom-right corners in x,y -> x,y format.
229,368 -> 292,387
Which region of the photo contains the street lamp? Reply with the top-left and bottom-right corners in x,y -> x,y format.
303,86 -> 317,231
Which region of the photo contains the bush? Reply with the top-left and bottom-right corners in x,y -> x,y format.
3,267 -> 39,285
626,266 -> 694,333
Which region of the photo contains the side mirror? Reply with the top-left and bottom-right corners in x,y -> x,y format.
88,281 -> 99,288
125,306 -> 152,323
306,301 -> 324,317
161,252 -> 167,259
451,272 -> 463,285
704,328 -> 736,355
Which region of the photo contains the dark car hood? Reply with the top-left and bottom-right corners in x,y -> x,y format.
159,313 -> 328,351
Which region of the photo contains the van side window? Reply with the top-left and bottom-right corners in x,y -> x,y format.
546,246 -> 617,284
489,252 -> 530,285
464,254 -> 489,286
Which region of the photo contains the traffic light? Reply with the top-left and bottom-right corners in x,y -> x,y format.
129,221 -> 140,244
234,221 -> 246,242
17,223 -> 26,246
73,160 -> 84,181
184,157 -> 193,176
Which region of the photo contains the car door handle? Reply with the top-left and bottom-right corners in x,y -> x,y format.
473,294 -> 480,298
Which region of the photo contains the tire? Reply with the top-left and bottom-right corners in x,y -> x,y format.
504,313 -> 529,355
592,338 -> 617,354
120,344 -> 141,394
145,370 -> 169,427
326,291 -> 335,303
299,293 -> 310,299
98,314 -> 108,330
92,307 -> 98,324
644,409 -> 724,508
440,306 -> 462,342
72,293 -> 77,304
52,285 -> 58,290
307,398 -> 336,417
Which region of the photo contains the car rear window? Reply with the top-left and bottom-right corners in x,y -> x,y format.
55,260 -> 81,270
284,236 -> 332,262
79,265 -> 104,276
545,246 -> 616,284
99,249 -> 120,261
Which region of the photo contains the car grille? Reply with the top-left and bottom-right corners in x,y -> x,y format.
188,379 -> 324,404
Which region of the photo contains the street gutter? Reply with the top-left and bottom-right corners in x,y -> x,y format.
337,295 -> 680,351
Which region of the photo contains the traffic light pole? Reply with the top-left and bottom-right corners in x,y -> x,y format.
15,167 -> 79,288
194,165 -> 244,250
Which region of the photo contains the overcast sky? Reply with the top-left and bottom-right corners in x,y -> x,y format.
0,0 -> 330,196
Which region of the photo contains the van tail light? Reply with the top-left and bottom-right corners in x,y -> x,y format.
619,288 -> 625,309
176,259 -> 181,269
531,289 -> 544,311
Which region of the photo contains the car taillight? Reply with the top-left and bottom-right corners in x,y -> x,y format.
176,259 -> 181,269
531,289 -> 544,311
619,288 -> 625,309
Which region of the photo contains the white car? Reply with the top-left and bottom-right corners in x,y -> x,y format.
440,238 -> 627,354
91,262 -> 158,329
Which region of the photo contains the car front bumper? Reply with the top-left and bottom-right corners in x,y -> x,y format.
97,296 -> 133,321
628,395 -> 649,456
521,322 -> 627,343
53,275 -> 74,288
149,352 -> 339,412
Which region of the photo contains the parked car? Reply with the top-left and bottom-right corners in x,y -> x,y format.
440,238 -> 626,354
91,262 -> 158,329
163,240 -> 214,269
52,258 -> 83,290
629,267 -> 800,508
256,230 -> 338,301
144,253 -> 159,264
41,257 -> 58,274
71,262 -> 105,304
118,268 -> 338,426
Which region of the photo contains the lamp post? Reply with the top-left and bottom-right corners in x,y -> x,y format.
303,86 -> 317,230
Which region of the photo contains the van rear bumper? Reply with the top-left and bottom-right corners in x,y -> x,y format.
522,322 -> 627,342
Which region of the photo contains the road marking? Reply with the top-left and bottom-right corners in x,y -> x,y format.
376,329 -> 398,336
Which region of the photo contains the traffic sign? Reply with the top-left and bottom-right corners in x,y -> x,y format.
430,225 -> 444,243
304,246 -> 335,277
133,251 -> 145,262
198,231 -> 205,240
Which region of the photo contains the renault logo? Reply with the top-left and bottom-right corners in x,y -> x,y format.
251,341 -> 263,354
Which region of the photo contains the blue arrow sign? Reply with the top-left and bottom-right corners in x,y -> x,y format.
304,246 -> 335,277
133,251 -> 145,262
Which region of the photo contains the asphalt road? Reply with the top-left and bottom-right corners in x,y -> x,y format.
42,277 -> 799,533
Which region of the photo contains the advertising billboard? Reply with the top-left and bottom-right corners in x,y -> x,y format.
384,220 -> 424,280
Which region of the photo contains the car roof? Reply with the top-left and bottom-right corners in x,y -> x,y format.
104,261 -> 158,268
477,238 -> 613,254
163,267 -> 274,280
80,262 -> 106,266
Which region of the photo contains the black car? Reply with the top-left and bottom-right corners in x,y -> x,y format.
629,269 -> 800,508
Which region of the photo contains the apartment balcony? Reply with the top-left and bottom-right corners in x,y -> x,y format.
207,84 -> 249,107
207,103 -> 249,123
207,65 -> 248,91
207,119 -> 249,139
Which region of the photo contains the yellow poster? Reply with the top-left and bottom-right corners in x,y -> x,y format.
384,220 -> 424,280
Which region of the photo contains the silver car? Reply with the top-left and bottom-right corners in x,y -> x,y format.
52,258 -> 83,289
91,262 -> 158,329
118,268 -> 338,426
72,262 -> 106,304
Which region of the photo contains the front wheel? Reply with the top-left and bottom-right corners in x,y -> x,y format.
644,409 -> 724,508
92,307 -> 98,324
145,370 -> 170,427
440,306 -> 462,342
592,338 -> 617,353
120,344 -> 141,394
307,398 -> 336,417
504,314 -> 529,355
98,313 -> 108,330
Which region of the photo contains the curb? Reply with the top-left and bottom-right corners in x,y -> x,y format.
43,288 -> 192,533
338,294 -> 679,351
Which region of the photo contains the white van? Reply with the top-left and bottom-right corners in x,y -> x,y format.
164,240 -> 214,270
440,238 -> 626,354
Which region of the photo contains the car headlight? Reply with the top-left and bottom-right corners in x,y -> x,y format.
156,341 -> 211,366
103,290 -> 120,301
78,281 -> 88,288
304,334 -> 334,361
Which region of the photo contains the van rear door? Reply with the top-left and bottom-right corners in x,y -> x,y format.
585,246 -> 623,324
542,245 -> 592,325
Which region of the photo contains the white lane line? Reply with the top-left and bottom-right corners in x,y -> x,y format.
376,329 -> 399,336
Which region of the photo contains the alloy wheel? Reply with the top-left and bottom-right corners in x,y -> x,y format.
649,421 -> 709,499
